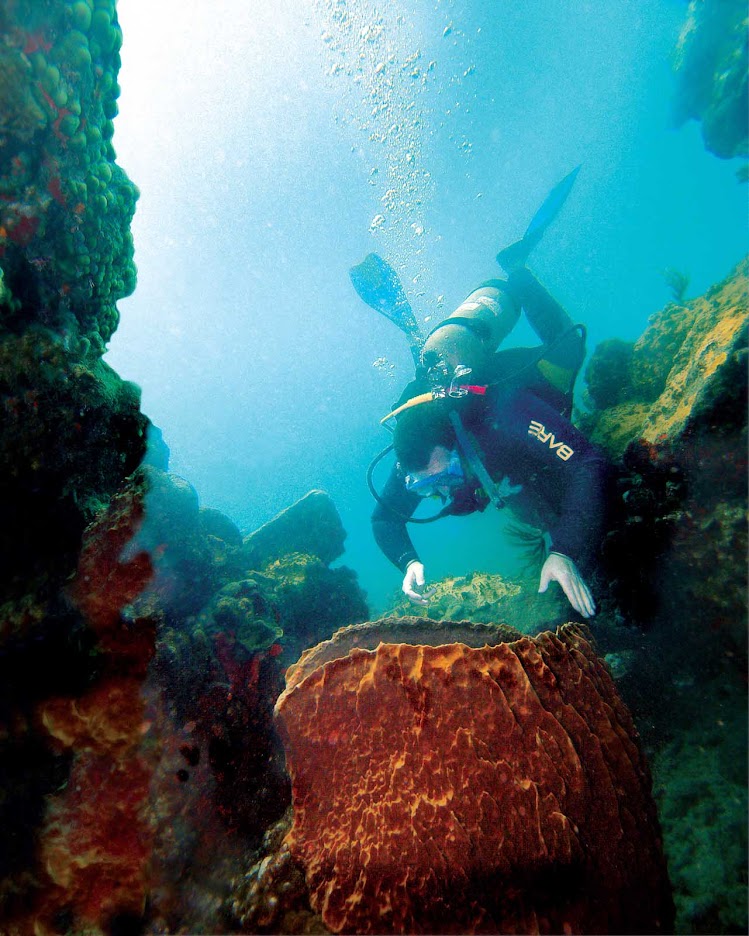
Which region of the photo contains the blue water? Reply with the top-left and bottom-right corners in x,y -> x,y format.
106,0 -> 748,612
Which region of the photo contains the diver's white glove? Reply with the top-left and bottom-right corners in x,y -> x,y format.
402,560 -> 437,607
539,552 -> 596,618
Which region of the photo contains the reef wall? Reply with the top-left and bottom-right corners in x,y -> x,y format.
0,0 -> 147,625
0,3 -> 152,929
0,4 -> 371,932
582,257 -> 748,652
580,257 -> 748,934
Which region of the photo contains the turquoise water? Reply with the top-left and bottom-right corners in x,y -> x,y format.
0,1 -> 745,932
103,0 -> 747,607
106,0 -> 747,613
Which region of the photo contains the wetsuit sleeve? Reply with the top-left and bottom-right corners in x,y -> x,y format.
499,390 -> 609,570
371,464 -> 422,572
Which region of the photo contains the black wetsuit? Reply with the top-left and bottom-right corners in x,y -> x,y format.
372,377 -> 609,574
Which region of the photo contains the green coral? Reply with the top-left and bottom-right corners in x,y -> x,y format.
0,46 -> 46,142
0,0 -> 137,351
198,579 -> 284,653
260,552 -> 369,660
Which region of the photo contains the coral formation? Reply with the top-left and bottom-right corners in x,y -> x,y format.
0,8 -> 156,927
227,809 -> 325,934
579,259 -> 748,934
139,491 -> 368,925
653,697 -> 748,935
582,258 -> 748,645
5,473 -> 158,935
0,329 -> 147,620
386,568 -> 570,634
0,0 -> 139,350
260,551 -> 369,662
275,618 -> 674,935
672,0 -> 748,159
582,337 -> 635,410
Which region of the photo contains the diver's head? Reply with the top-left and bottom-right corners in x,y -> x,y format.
393,400 -> 455,474
392,401 -> 464,498
402,445 -> 464,499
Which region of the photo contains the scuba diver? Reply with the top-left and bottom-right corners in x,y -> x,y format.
353,167 -> 609,619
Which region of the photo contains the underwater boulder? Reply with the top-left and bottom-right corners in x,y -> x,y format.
239,490 -> 347,570
130,466 -> 237,618
275,617 -> 674,935
199,506 -> 243,548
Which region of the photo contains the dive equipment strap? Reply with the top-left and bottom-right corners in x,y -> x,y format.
381,381 -> 487,425
448,412 -> 508,511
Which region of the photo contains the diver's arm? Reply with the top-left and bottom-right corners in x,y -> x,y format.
505,389 -> 609,570
543,428 -> 609,570
371,464 -> 421,571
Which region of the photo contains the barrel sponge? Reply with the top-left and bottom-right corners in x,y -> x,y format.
275,620 -> 675,935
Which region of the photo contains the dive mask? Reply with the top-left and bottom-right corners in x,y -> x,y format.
404,450 -> 465,498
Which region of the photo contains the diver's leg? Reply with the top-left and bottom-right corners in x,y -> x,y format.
506,268 -> 574,343
506,267 -> 586,398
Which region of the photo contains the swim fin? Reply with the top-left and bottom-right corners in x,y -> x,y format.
496,165 -> 581,271
350,253 -> 424,363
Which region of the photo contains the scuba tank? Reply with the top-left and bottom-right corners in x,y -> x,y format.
351,166 -> 585,522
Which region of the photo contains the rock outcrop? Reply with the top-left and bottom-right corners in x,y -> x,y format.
672,0 -> 748,160
579,258 -> 748,935
275,617 -> 674,935
581,258 -> 747,647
